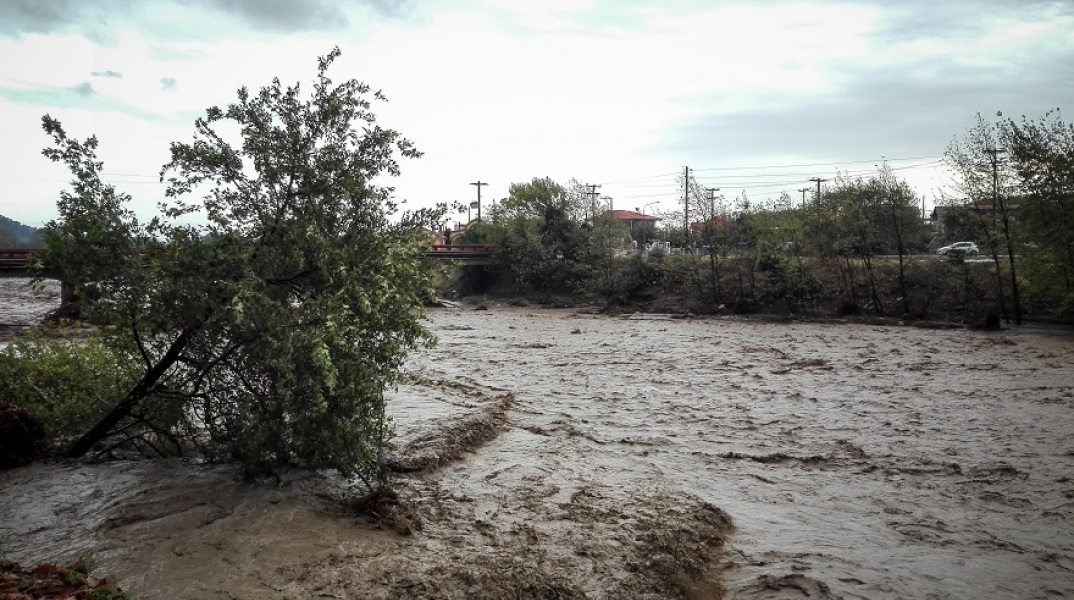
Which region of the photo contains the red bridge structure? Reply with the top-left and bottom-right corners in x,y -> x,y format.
0,249 -> 48,278
424,244 -> 498,264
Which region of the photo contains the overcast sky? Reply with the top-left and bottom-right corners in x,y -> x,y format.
0,0 -> 1070,227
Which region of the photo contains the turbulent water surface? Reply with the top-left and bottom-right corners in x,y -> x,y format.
1,279 -> 1072,599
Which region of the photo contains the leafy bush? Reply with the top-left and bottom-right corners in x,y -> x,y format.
35,50 -> 440,488
0,331 -> 137,446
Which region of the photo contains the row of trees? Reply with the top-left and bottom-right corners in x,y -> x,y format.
451,112 -> 1072,322
0,216 -> 45,248
453,167 -> 935,316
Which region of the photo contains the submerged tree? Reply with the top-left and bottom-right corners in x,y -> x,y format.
42,49 -> 440,487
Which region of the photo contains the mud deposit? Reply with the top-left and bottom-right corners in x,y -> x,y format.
1,280 -> 1072,598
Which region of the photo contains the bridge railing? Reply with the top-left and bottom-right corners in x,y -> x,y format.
427,245 -> 499,254
0,249 -> 41,270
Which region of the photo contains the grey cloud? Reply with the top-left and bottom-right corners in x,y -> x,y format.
92,70 -> 123,78
160,77 -> 178,91
199,0 -> 412,32
870,0 -> 1074,46
203,0 -> 347,31
658,54 -> 1074,166
0,0 -> 409,38
70,82 -> 96,97
0,0 -> 79,35
0,0 -> 139,37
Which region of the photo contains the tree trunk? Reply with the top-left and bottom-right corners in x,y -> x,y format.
861,254 -> 883,315
708,252 -> 722,305
890,210 -> 910,316
67,329 -> 192,457
989,245 -> 1009,323
999,210 -> 1021,325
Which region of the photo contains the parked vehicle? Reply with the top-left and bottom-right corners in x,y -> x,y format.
938,241 -> 979,256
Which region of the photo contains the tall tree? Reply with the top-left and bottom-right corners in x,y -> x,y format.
486,177 -> 582,292
946,113 -> 1022,324
1006,110 -> 1074,317
824,175 -> 887,314
875,165 -> 928,316
44,49 -> 439,487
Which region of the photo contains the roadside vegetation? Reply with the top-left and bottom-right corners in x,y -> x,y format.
446,112 -> 1073,325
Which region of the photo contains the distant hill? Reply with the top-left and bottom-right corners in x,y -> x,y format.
0,214 -> 45,248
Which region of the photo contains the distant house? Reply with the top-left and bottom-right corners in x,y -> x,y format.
932,201 -> 1019,222
690,217 -> 729,233
607,210 -> 659,230
929,206 -> 951,223
931,201 -> 1019,239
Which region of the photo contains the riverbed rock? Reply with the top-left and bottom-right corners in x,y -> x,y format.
0,403 -> 45,468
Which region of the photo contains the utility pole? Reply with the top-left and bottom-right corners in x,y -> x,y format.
808,177 -> 828,205
705,187 -> 720,218
584,184 -> 602,219
985,147 -> 1020,325
683,166 -> 690,244
601,195 -> 613,213
469,181 -> 488,222
798,187 -> 809,207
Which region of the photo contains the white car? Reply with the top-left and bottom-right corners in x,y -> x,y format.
938,241 -> 979,256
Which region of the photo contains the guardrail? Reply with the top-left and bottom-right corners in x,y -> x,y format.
0,249 -> 41,273
427,244 -> 498,254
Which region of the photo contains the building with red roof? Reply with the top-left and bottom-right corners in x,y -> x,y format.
607,210 -> 659,230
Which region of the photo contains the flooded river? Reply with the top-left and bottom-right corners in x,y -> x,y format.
1,278 -> 1072,598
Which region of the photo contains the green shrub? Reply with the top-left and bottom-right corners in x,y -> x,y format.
0,330 -> 138,447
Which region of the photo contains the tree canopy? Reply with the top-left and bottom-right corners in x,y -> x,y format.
35,48 -> 441,486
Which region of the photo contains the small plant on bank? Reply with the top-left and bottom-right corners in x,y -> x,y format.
0,558 -> 128,599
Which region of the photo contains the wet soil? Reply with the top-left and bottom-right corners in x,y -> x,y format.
1,280 -> 1073,598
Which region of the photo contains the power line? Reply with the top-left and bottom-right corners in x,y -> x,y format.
689,155 -> 943,172
607,155 -> 944,184
617,191 -> 683,199
690,160 -> 944,181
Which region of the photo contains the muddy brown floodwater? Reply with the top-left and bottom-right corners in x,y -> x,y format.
1,278 -> 1073,599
